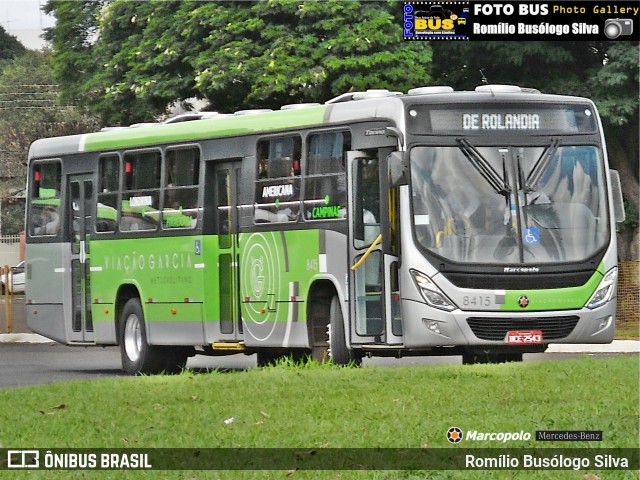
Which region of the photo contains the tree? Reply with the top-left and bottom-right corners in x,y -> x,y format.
0,50 -> 99,234
42,1 -> 107,109
0,26 -> 26,62
44,0 -> 431,124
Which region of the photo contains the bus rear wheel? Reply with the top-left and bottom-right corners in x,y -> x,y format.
120,298 -> 180,375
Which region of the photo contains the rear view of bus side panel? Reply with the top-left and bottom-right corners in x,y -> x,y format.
26,158 -> 72,344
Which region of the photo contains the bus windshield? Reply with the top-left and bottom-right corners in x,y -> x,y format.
410,143 -> 608,264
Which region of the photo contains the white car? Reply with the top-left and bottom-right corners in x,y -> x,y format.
0,261 -> 25,294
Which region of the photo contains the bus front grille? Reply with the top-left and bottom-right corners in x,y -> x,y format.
466,316 -> 580,341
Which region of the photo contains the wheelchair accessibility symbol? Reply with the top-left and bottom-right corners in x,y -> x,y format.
523,227 -> 540,245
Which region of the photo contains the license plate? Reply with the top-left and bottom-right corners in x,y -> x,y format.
507,330 -> 543,345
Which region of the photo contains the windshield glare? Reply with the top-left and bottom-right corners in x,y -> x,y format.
410,145 -> 608,264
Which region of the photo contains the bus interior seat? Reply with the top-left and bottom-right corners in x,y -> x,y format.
268,157 -> 293,178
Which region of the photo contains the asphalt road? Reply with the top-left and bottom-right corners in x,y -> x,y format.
1,342 -> 634,389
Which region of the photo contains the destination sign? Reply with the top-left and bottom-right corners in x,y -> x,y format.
408,104 -> 597,134
462,113 -> 540,130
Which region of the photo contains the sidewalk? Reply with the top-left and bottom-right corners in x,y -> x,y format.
546,340 -> 639,353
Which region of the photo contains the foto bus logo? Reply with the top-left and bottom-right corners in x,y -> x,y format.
404,2 -> 470,40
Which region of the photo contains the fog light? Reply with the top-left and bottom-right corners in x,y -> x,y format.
423,319 -> 443,335
594,316 -> 613,334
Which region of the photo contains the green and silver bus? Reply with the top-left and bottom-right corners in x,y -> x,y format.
26,85 -> 625,373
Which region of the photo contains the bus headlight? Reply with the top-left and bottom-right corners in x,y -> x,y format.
410,269 -> 457,311
586,267 -> 617,309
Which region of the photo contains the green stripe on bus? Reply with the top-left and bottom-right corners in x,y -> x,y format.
500,262 -> 604,311
82,106 -> 329,152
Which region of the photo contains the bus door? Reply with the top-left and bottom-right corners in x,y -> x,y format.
347,151 -> 402,346
68,174 -> 95,343
209,161 -> 242,341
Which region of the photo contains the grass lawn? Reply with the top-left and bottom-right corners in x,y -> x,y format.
0,355 -> 638,479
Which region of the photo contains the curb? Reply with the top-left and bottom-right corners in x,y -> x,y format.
0,333 -> 55,343
0,334 -> 638,352
546,340 -> 640,353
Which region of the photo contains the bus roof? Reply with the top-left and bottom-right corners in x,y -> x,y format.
28,86 -> 594,159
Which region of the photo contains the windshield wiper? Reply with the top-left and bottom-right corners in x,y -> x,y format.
457,139 -> 511,197
524,138 -> 560,192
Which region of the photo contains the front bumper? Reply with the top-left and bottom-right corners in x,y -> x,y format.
401,297 -> 616,349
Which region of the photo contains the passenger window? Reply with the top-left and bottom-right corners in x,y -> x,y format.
120,150 -> 161,232
254,136 -> 301,223
304,131 -> 350,220
96,154 -> 119,233
29,161 -> 62,237
164,147 -> 200,229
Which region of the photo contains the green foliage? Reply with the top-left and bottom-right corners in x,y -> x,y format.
0,25 -> 26,62
589,42 -> 640,126
42,1 -> 106,105
0,198 -> 25,235
0,51 -> 99,158
44,0 -> 431,123
0,50 -> 100,234
623,201 -> 639,230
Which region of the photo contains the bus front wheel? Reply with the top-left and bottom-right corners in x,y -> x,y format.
329,295 -> 362,367
120,298 -> 167,375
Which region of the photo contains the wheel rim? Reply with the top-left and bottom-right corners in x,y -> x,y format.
123,313 -> 142,362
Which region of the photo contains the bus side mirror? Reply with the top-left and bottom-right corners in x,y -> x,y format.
610,169 -> 625,223
388,151 -> 408,187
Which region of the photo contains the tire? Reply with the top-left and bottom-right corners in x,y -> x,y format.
328,295 -> 362,367
161,347 -> 191,374
119,298 -> 167,375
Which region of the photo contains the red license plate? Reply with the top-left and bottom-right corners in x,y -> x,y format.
507,330 -> 543,345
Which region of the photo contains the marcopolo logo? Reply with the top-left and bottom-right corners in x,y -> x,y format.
447,427 -> 463,444
447,428 -> 531,444
518,295 -> 530,308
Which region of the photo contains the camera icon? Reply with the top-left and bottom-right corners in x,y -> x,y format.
604,19 -> 633,39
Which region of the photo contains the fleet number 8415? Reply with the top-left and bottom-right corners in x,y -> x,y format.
462,295 -> 492,307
